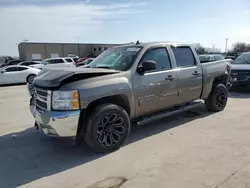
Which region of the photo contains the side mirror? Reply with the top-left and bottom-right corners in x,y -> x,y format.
137,60 -> 156,74
0,69 -> 6,74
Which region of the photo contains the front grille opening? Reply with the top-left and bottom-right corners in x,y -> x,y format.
36,100 -> 47,109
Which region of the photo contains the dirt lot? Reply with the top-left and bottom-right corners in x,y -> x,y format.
0,85 -> 250,188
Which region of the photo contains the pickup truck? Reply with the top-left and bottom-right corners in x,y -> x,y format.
27,42 -> 231,153
229,52 -> 250,87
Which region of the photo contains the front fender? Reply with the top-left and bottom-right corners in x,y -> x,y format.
79,77 -> 133,109
60,74 -> 134,116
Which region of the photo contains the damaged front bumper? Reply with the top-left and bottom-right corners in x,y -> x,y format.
30,104 -> 80,137
28,84 -> 80,138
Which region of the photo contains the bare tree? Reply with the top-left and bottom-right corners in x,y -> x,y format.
206,44 -> 221,54
194,43 -> 208,54
232,42 -> 249,53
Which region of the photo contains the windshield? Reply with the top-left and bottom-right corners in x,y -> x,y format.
83,59 -> 94,65
41,59 -> 48,65
232,53 -> 250,64
88,46 -> 142,71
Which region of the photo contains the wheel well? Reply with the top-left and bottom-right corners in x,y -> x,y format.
212,75 -> 228,87
86,95 -> 130,116
77,95 -> 131,136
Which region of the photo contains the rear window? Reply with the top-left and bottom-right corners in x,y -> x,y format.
171,46 -> 196,67
65,58 -> 73,62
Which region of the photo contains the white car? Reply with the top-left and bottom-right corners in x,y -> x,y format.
0,65 -> 41,85
30,57 -> 75,69
19,61 -> 42,67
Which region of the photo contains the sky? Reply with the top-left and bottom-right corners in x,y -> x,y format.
0,0 -> 250,56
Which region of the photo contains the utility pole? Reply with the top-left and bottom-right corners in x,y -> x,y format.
225,38 -> 228,53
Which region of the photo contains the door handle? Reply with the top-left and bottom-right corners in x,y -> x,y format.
165,75 -> 175,81
192,71 -> 201,76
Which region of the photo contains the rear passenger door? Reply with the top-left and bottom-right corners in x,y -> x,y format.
171,46 -> 202,104
133,47 -> 178,116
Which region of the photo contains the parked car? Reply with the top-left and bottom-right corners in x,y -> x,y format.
76,57 -> 88,64
0,56 -> 15,64
30,57 -> 75,69
0,65 -> 40,85
229,52 -> 250,87
27,42 -> 231,153
0,59 -> 24,68
199,54 -> 225,63
72,57 -> 79,63
19,61 -> 41,66
225,52 -> 240,60
76,58 -> 95,67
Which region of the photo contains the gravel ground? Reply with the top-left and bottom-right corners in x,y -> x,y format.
0,85 -> 250,188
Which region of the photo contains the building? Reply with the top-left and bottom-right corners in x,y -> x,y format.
18,42 -> 122,61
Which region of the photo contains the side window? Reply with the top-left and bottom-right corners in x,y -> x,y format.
31,62 -> 39,65
5,67 -> 18,72
171,47 -> 196,67
21,62 -> 29,66
17,67 -> 28,71
209,56 -> 215,61
141,48 -> 172,71
65,58 -> 73,62
215,55 -> 224,61
47,60 -> 52,64
51,59 -> 64,64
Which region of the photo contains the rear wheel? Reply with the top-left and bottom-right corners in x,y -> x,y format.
205,84 -> 228,112
83,104 -> 130,153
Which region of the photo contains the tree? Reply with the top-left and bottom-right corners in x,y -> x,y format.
194,43 -> 207,54
232,42 -> 249,53
206,44 -> 221,54
246,44 -> 250,52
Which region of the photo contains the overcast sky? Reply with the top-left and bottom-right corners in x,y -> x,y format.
0,0 -> 250,56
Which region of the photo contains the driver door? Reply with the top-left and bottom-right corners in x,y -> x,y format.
133,47 -> 179,116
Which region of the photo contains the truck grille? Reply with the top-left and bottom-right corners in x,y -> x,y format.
34,87 -> 50,111
231,70 -> 250,82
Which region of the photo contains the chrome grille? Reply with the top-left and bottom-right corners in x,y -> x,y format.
34,87 -> 51,111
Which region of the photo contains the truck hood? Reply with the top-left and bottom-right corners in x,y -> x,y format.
33,67 -> 120,89
231,64 -> 250,71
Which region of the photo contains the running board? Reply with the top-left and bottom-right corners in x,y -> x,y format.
137,101 -> 203,126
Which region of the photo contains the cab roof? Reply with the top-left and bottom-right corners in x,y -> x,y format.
112,41 -> 193,49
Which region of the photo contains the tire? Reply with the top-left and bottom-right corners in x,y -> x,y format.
26,74 -> 36,84
83,103 -> 130,153
205,83 -> 228,112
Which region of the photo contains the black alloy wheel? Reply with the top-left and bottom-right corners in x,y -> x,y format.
96,113 -> 126,147
205,83 -> 228,112
215,87 -> 227,110
83,104 -> 130,153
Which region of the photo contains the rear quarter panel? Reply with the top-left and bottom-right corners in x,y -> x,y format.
201,59 -> 230,99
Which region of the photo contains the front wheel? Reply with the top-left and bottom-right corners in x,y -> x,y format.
26,74 -> 36,84
83,104 -> 130,153
205,83 -> 228,112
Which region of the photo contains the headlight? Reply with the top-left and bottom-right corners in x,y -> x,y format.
52,90 -> 79,110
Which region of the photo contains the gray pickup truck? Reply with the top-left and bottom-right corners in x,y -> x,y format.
28,42 -> 231,153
